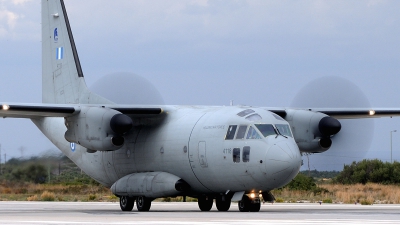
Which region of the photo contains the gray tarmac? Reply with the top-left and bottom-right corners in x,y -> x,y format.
0,201 -> 399,224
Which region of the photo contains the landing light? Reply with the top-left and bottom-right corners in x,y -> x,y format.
2,104 -> 9,110
369,110 -> 375,116
250,193 -> 256,198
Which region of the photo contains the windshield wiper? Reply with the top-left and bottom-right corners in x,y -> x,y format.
276,129 -> 288,139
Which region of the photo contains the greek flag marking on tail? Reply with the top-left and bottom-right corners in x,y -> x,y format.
56,47 -> 64,60
54,28 -> 58,42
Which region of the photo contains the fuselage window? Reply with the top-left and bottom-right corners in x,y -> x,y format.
275,124 -> 293,137
246,126 -> 262,139
243,146 -> 250,162
225,125 -> 237,140
233,148 -> 240,163
255,124 -> 276,137
235,125 -> 248,139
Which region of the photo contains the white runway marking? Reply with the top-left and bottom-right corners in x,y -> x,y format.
0,202 -> 399,225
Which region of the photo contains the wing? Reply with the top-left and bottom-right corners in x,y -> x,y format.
314,108 -> 400,119
268,107 -> 400,119
0,103 -> 163,119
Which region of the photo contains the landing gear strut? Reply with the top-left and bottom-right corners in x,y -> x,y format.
136,196 -> 152,211
238,195 -> 261,212
119,196 -> 135,211
198,196 -> 213,211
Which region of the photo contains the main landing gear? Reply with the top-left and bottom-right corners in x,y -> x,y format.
120,196 -> 135,211
119,196 -> 153,212
198,196 -> 213,211
197,195 -> 261,212
215,195 -> 231,211
136,196 -> 152,211
197,195 -> 232,212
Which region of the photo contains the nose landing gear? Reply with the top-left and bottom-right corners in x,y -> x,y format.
238,195 -> 261,212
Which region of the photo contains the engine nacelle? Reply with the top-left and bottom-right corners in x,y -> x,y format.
284,109 -> 341,153
64,106 -> 133,151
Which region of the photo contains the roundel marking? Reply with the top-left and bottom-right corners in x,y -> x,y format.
70,142 -> 76,152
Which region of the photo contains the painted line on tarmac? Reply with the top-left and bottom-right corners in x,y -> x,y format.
0,219 -> 397,225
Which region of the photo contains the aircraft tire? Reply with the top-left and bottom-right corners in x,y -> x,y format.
238,195 -> 250,212
136,196 -> 152,211
119,196 -> 135,211
216,196 -> 231,211
249,201 -> 261,212
198,196 -> 213,211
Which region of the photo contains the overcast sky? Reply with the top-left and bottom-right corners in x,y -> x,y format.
0,0 -> 400,170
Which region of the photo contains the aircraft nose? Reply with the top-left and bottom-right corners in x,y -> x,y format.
265,137 -> 302,188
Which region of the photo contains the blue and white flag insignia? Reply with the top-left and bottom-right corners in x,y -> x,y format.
54,28 -> 58,42
56,47 -> 64,60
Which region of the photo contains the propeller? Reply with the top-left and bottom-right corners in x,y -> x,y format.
291,76 -> 374,171
90,72 -> 164,105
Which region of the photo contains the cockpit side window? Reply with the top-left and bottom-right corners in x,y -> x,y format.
243,146 -> 250,162
276,124 -> 293,137
255,124 -> 276,137
225,125 -> 237,140
246,126 -> 262,139
233,148 -> 240,163
235,125 -> 248,139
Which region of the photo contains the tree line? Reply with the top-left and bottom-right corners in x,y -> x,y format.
0,154 -> 98,185
1,156 -> 398,186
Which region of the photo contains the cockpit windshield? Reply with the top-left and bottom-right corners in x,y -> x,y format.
254,124 -> 276,137
275,124 -> 293,137
246,126 -> 262,139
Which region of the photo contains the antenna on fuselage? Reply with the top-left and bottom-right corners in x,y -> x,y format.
230,100 -> 233,106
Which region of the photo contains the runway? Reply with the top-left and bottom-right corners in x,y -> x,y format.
0,201 -> 399,224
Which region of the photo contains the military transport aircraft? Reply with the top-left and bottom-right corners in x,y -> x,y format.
1,0 -> 399,212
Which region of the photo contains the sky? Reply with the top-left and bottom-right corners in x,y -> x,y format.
0,0 -> 400,170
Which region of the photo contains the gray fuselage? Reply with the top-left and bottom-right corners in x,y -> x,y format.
33,105 -> 302,196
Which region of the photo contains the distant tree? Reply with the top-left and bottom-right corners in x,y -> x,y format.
286,173 -> 316,191
0,154 -> 100,185
334,159 -> 400,184
300,170 -> 340,179
11,163 -> 47,183
283,173 -> 329,195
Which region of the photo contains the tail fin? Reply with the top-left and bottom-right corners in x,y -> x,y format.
42,0 -> 111,104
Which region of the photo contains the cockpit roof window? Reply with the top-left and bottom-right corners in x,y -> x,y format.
255,124 -> 276,137
237,109 -> 255,117
245,114 -> 262,122
272,113 -> 285,121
